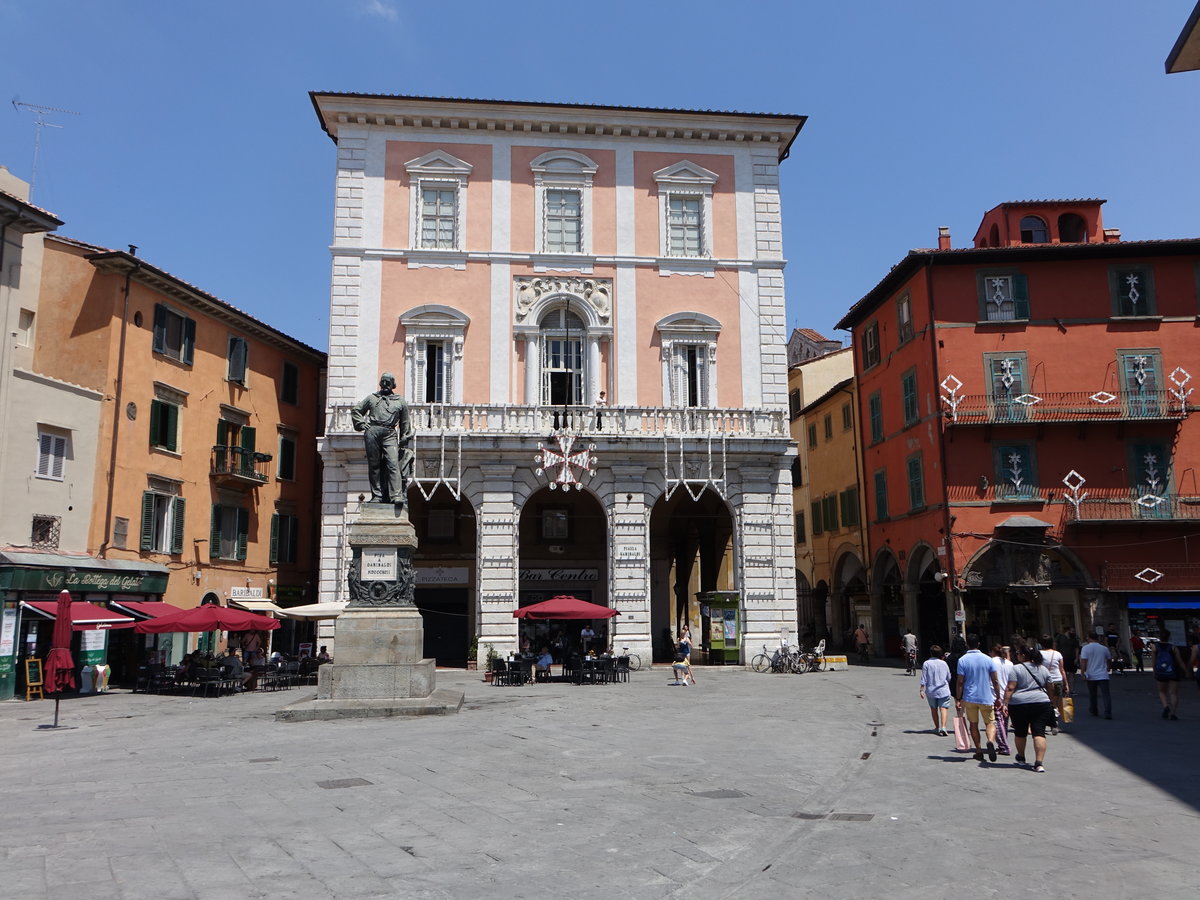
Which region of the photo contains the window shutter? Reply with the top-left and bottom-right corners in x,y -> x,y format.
236,507 -> 250,561
810,500 -> 822,536
210,505 -> 221,559
166,404 -> 178,453
1012,275 -> 1030,318
183,317 -> 196,365
171,498 -> 186,555
287,516 -> 299,563
825,494 -> 839,531
671,345 -> 687,408
269,514 -> 280,565
153,305 -> 167,353
141,492 -> 156,551
38,433 -> 51,476
149,401 -> 162,448
696,348 -> 709,407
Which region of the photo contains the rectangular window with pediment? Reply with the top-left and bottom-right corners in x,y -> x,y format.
976,272 -> 1030,321
993,442 -> 1039,501
545,189 -> 582,254
1111,266 -> 1156,316
985,352 -> 1029,423
415,340 -> 452,404
419,184 -> 458,249
1119,349 -> 1162,418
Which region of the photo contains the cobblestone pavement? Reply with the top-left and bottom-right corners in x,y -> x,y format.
1,663 -> 1195,899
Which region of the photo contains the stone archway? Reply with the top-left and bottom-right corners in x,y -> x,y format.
833,551 -> 867,652
906,544 -> 948,652
649,488 -> 735,663
870,550 -> 902,656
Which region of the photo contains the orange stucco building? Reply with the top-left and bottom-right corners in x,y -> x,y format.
17,235 -> 326,678
838,200 -> 1200,656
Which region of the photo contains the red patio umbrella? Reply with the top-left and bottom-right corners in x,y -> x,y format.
513,595 -> 619,620
43,590 -> 76,728
133,604 -> 280,634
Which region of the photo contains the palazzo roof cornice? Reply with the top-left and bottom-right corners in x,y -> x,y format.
310,92 -> 806,161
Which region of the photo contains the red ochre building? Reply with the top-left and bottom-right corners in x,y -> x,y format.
836,199 -> 1200,655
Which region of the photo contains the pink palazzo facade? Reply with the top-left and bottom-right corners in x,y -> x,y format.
312,93 -> 805,666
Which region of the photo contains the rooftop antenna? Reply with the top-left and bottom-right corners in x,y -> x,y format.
11,99 -> 79,202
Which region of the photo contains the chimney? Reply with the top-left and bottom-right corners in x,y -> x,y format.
937,227 -> 951,250
1102,228 -> 1121,243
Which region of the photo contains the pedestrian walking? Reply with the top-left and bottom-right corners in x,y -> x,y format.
1056,627 -> 1081,676
854,623 -> 870,664
1130,630 -> 1146,673
919,645 -> 952,736
1003,646 -> 1055,773
1079,631 -> 1113,719
1039,636 -> 1070,735
990,644 -> 1015,755
1152,628 -> 1188,720
955,634 -> 1004,762
678,624 -> 692,661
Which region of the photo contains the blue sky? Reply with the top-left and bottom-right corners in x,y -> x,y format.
2,1 -> 1197,354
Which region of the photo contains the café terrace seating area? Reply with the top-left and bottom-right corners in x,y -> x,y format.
134,657 -> 326,698
490,653 -> 632,686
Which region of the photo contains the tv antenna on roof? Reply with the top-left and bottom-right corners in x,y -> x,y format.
11,99 -> 79,202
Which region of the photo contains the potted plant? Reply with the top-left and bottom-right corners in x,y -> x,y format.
483,644 -> 500,682
466,635 -> 479,670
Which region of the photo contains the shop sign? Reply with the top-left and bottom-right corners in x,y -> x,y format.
362,548 -> 397,581
0,608 -> 16,656
415,567 -> 468,586
519,568 -> 598,583
80,629 -> 106,666
229,587 -> 264,599
0,567 -> 168,594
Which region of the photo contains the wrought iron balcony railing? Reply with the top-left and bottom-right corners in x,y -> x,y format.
210,446 -> 271,485
326,403 -> 788,439
945,390 -> 1187,425
1064,494 -> 1200,523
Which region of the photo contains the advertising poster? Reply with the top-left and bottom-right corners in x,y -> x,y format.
0,608 -> 15,657
80,629 -> 107,665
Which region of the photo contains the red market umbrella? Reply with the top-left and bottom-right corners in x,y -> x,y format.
133,605 -> 280,634
43,590 -> 76,729
513,595 -> 620,620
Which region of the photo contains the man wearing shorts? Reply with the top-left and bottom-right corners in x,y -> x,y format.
955,634 -> 1003,762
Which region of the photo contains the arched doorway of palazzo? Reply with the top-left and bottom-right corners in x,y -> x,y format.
908,545 -> 949,654
516,486 -> 609,657
408,485 -> 478,666
649,489 -> 735,664
871,550 -> 902,656
832,552 -> 867,652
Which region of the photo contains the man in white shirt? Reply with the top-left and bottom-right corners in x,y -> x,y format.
1079,631 -> 1113,719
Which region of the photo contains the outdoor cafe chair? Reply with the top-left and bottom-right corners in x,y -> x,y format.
614,656 -> 631,683
193,669 -> 225,698
490,659 -> 509,686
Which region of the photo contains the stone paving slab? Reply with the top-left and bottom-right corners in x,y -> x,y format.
1,665 -> 1196,898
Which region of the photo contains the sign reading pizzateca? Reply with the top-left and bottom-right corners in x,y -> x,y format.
362,548 -> 398,582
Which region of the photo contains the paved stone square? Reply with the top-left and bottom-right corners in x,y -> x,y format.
1,664 -> 1195,899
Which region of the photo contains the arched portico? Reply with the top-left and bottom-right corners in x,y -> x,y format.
834,549 -> 868,652
870,549 -> 901,655
905,543 -> 948,653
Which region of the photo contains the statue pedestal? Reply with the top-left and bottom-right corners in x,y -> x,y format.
277,503 -> 463,722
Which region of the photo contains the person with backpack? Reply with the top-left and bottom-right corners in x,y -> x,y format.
1153,628 -> 1189,720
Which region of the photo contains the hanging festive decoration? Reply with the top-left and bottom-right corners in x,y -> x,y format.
1136,450 -> 1166,509
412,430 -> 462,501
1135,567 -> 1164,584
664,433 -> 728,501
1169,366 -> 1193,406
940,374 -> 964,422
535,430 -> 596,491
1062,470 -> 1088,514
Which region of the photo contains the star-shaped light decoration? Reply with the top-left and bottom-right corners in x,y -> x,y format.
535,430 -> 597,491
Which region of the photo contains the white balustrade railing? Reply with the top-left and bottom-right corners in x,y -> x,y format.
326,403 -> 786,438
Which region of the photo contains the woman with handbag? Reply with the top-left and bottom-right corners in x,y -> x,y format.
1002,646 -> 1055,773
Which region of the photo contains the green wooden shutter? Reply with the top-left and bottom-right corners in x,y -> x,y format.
149,401 -> 162,448
140,492 -> 156,550
241,425 -> 256,452
236,507 -> 249,561
1012,275 -> 1030,318
210,505 -> 222,558
826,494 -> 839,531
165,404 -> 178,452
287,516 -> 299,564
810,500 -> 822,536
183,317 -> 196,365
171,498 -> 186,554
152,305 -> 167,353
269,514 -> 280,565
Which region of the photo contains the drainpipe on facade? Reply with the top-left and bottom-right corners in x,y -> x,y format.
99,247 -> 139,557
924,255 -> 965,639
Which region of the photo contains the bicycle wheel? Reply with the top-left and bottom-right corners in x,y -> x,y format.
751,653 -> 772,673
626,654 -> 642,671
809,654 -> 825,672
790,653 -> 806,674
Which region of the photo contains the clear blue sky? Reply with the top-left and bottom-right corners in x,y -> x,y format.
2,1 -> 1197,354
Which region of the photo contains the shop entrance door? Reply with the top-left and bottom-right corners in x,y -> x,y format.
414,588 -> 469,666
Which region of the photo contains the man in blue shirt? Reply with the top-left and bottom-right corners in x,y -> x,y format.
955,634 -> 1003,762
